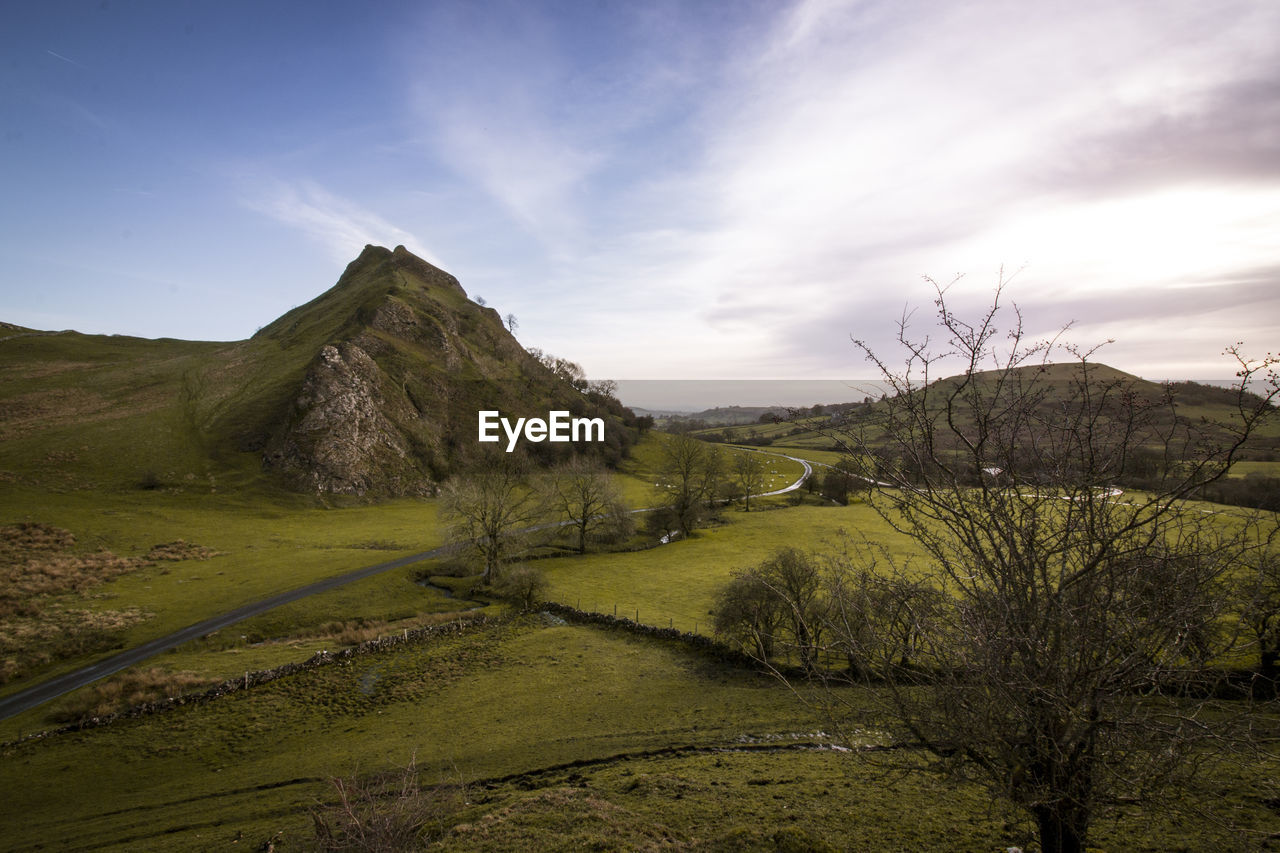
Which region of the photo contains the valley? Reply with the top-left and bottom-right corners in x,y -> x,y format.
1,247 -> 1277,851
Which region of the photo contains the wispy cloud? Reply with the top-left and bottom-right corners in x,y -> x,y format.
45,49 -> 89,70
244,178 -> 443,268
571,0 -> 1280,379
399,0 -> 731,258
230,0 -> 1279,381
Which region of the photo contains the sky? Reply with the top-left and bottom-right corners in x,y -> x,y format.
2,0 -> 1277,388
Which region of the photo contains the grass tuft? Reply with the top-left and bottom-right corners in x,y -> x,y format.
45,667 -> 217,724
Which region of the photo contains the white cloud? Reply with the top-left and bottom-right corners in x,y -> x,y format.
380,0 -> 1279,381
583,0 -> 1280,378
244,178 -> 443,268
430,112 -> 602,252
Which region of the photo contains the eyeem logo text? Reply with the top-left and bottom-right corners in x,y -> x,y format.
478,410 -> 605,452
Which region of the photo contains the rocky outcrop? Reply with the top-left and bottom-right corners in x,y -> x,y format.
250,244 -> 639,496
263,342 -> 426,496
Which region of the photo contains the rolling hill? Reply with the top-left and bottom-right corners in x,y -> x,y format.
0,245 -> 641,497
698,360 -> 1280,474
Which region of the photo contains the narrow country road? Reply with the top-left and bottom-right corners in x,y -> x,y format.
0,547 -> 447,721
745,448 -> 814,497
0,447 -> 814,723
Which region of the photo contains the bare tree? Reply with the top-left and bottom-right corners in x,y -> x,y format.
586,378 -> 618,401
548,456 -> 630,553
818,457 -> 866,506
1238,538 -> 1280,679
732,450 -> 766,511
786,281 -> 1277,853
757,547 -> 824,672
439,455 -> 547,584
820,543 -> 943,676
654,434 -> 724,536
712,569 -> 782,661
528,349 -> 587,390
492,563 -> 546,611
712,548 -> 829,671
504,312 -> 518,334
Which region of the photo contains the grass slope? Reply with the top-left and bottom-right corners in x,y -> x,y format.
2,617 -> 1272,852
0,244 -> 641,497
0,485 -> 447,701
0,618 -> 820,851
540,501 -> 917,634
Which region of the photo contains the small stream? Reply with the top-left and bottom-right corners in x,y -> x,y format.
415,577 -> 487,611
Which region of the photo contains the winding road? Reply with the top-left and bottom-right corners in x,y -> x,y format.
0,448 -> 815,722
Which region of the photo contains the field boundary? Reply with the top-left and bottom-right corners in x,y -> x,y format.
2,614 -> 493,748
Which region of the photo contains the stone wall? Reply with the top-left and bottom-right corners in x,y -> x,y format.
6,614 -> 491,746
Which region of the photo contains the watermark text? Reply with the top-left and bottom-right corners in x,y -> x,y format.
478,410 -> 605,452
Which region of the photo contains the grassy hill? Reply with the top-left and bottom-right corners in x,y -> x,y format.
0,324 -> 242,492
0,245 -> 642,498
699,361 -> 1280,468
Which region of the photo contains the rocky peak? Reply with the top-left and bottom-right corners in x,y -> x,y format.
255,245 -> 617,496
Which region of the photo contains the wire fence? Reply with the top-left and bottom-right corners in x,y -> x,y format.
566,597 -> 711,637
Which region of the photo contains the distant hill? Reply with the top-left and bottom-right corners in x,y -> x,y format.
696,361 -> 1279,463
0,245 -> 641,497
660,405 -> 786,427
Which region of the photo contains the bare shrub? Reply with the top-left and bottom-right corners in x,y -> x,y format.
144,540 -> 220,561
310,756 -> 466,851
492,564 -> 546,611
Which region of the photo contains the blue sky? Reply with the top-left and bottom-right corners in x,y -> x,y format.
2,0 -> 1276,382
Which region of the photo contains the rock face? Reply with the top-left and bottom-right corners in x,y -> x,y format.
264,342 -> 420,495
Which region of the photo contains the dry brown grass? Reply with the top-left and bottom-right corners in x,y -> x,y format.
45,666 -> 218,724
302,610 -> 484,648
0,523 -> 144,614
0,389 -> 114,441
0,523 -> 216,685
145,540 -> 220,562
0,605 -> 153,685
312,620 -> 392,646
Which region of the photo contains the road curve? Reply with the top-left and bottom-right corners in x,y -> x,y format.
752,449 -> 814,497
1,446 -> 815,723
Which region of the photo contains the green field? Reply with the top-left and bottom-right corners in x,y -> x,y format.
0,618 -> 822,850
2,615 -> 1274,852
2,352 -> 1278,851
0,485 -> 448,699
0,434 -> 812,728
539,501 -> 917,633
